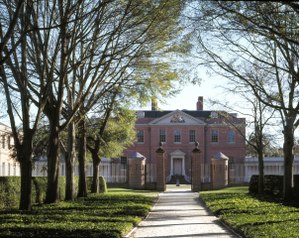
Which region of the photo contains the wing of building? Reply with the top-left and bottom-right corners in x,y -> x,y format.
0,122 -> 19,176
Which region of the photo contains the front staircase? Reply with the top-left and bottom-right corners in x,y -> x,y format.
168,175 -> 190,185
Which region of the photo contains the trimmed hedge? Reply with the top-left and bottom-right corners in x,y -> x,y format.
0,177 -> 20,209
249,175 -> 283,196
293,175 -> 299,199
0,177 -> 72,209
1,176 -> 112,209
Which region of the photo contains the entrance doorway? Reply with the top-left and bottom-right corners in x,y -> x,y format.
173,158 -> 183,175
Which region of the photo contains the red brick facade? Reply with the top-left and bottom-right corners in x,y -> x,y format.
123,97 -> 246,183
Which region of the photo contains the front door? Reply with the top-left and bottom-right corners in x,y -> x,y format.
173,158 -> 183,175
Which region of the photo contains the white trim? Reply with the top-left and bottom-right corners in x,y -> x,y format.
170,150 -> 186,177
149,110 -> 206,125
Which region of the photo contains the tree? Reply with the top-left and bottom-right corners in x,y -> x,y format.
1,0 -> 189,205
54,0 -> 188,201
189,1 -> 299,200
0,1 -> 49,210
0,0 -> 24,66
211,86 -> 276,194
87,102 -> 135,193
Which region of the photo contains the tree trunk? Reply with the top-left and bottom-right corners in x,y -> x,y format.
257,151 -> 264,194
45,119 -> 60,204
65,122 -> 76,201
77,119 -> 87,197
91,152 -> 101,193
19,146 -> 33,210
283,124 -> 294,201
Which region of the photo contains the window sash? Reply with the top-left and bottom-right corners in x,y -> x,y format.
174,129 -> 181,143
189,130 -> 196,143
228,130 -> 235,143
211,129 -> 219,143
137,130 -> 144,143
159,129 -> 166,143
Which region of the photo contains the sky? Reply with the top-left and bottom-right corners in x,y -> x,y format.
136,76 -> 234,112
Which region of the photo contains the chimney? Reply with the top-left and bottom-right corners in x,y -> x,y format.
151,97 -> 158,111
197,96 -> 203,110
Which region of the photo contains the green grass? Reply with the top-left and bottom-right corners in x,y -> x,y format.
200,186 -> 299,238
108,187 -> 158,197
0,192 -> 157,238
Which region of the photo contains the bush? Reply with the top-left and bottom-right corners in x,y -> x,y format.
86,176 -> 109,193
32,177 -> 47,204
249,175 -> 258,194
0,177 -> 20,209
99,176 -> 108,193
249,175 -> 283,196
293,175 -> 299,199
264,175 -> 283,196
0,176 -> 76,209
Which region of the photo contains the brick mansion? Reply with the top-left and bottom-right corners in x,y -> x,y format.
123,96 -> 246,187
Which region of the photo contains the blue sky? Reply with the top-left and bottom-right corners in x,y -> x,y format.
137,76 -> 232,112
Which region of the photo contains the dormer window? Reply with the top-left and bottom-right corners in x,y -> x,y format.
210,111 -> 218,118
137,111 -> 145,118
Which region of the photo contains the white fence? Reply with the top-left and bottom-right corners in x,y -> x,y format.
0,162 -> 20,176
32,158 -> 127,183
243,157 -> 299,182
6,156 -> 299,185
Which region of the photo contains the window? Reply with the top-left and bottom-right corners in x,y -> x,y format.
174,129 -> 181,143
228,129 -> 235,143
8,163 -> 11,176
2,162 -> 5,176
13,163 -> 16,176
7,136 -> 11,149
137,130 -> 144,143
159,129 -> 166,143
2,135 -> 5,149
121,157 -> 127,164
211,129 -> 219,143
189,130 -> 196,143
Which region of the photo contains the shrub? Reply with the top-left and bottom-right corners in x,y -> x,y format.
249,175 -> 258,194
264,175 -> 283,196
0,177 -> 20,209
249,175 -> 283,196
0,176 -> 76,209
32,177 -> 47,204
293,175 -> 299,199
99,176 -> 108,193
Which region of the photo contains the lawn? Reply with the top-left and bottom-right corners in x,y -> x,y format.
200,186 -> 299,237
0,189 -> 157,238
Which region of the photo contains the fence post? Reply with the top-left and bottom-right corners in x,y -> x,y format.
127,152 -> 146,189
191,142 -> 201,192
156,143 -> 166,191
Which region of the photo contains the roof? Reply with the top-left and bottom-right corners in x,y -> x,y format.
213,152 -> 229,160
143,110 -> 212,118
136,110 -> 245,125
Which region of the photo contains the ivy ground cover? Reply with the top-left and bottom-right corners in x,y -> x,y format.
0,190 -> 157,238
200,187 -> 299,238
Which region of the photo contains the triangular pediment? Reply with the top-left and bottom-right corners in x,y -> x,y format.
149,110 -> 206,125
170,149 -> 186,156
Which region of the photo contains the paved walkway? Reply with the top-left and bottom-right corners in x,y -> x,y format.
126,185 -> 239,238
